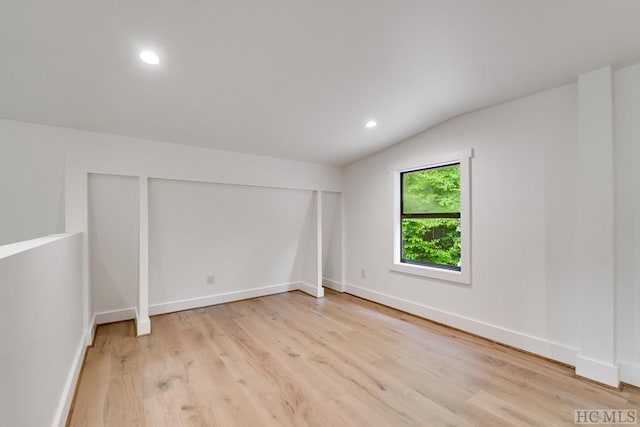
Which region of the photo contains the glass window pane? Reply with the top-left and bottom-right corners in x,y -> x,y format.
402,164 -> 460,214
401,218 -> 461,270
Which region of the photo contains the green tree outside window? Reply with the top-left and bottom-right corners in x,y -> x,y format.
401,164 -> 461,270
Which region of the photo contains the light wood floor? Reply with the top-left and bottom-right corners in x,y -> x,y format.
69,290 -> 640,426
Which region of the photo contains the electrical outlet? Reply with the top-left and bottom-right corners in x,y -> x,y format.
360,269 -> 366,279
206,275 -> 216,285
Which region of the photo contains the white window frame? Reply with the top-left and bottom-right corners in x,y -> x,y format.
390,149 -> 472,284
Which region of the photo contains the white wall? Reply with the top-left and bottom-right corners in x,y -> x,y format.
614,62 -> 640,385
0,117 -> 341,335
148,179 -> 315,306
0,121 -> 66,245
56,119 -> 340,332
0,233 -> 84,427
344,83 -> 581,364
296,192 -> 319,293
0,116 -> 342,247
89,174 -> 139,317
322,191 -> 343,290
575,66 -> 617,385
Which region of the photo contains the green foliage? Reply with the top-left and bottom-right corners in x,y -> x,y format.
402,164 -> 460,214
402,219 -> 461,266
401,164 -> 461,268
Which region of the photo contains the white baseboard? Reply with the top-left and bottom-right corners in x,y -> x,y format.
343,283 -> 578,367
91,282 -> 324,332
619,361 -> 640,388
94,307 -> 136,325
576,355 -> 620,387
87,319 -> 96,346
53,333 -> 87,427
135,308 -> 151,336
149,282 -> 300,316
298,281 -> 324,298
322,277 -> 344,292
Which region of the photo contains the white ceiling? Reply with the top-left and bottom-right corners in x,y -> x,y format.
2,1 -> 640,165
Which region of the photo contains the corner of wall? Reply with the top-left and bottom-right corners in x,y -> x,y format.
575,355 -> 620,387
619,362 -> 640,388
322,277 -> 345,292
297,281 -> 325,298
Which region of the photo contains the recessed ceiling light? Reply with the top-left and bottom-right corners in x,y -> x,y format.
366,120 -> 377,128
139,50 -> 160,65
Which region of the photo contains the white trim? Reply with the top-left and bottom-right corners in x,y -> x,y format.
82,168 -> 341,193
135,311 -> 151,336
344,282 -> 577,366
576,66 -> 617,388
94,307 -> 136,325
52,333 -> 87,427
576,355 -> 620,387
323,277 -> 345,292
390,149 -> 473,285
298,281 -> 325,298
0,233 -> 79,259
340,192 -> 347,290
87,320 -> 96,347
619,361 -> 640,388
389,263 -> 468,283
148,282 -> 300,315
315,191 -> 324,296
91,282 -> 326,332
391,148 -> 473,173
137,176 -> 151,336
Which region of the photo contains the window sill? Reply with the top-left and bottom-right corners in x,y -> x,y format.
389,262 -> 470,285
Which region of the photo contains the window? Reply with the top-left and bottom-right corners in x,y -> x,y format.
401,163 -> 461,270
391,150 -> 472,284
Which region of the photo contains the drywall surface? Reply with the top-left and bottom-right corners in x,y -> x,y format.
89,174 -> 139,314
344,83 -> 580,362
0,120 -> 66,245
575,66 -> 617,385
614,62 -> 640,384
322,191 -> 342,287
0,233 -> 83,427
148,179 -> 314,304
0,117 -> 342,248
298,191 -> 319,293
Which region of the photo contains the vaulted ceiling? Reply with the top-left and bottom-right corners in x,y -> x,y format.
2,0 -> 640,165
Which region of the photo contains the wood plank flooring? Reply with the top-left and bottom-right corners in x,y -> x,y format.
68,290 -> 640,426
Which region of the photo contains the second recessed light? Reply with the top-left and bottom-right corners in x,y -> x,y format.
366,120 -> 377,128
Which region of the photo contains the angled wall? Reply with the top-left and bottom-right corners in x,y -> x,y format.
343,62 -> 640,387
344,82 -> 580,365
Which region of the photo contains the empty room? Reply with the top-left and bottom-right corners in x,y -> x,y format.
2,1 -> 640,426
